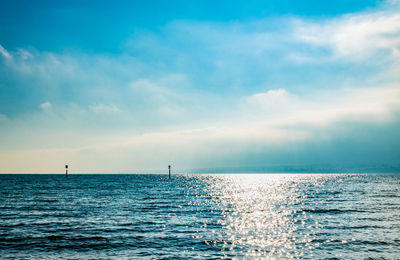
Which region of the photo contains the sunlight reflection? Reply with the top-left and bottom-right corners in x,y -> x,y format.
205,174 -> 327,258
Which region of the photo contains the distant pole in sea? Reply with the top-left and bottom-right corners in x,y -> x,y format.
65,164 -> 68,176
168,165 -> 171,179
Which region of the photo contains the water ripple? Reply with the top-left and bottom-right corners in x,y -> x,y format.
0,174 -> 399,259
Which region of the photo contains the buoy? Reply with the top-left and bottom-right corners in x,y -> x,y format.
65,164 -> 68,176
168,165 -> 171,179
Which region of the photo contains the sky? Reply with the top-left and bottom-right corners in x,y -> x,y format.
0,0 -> 400,173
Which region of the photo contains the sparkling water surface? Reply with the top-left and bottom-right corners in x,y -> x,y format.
0,174 -> 399,259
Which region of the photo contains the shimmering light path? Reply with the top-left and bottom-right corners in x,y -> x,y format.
0,174 -> 399,259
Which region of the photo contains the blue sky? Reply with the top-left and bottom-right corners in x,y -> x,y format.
0,0 -> 399,173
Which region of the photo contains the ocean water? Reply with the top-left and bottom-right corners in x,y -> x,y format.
0,174 -> 399,259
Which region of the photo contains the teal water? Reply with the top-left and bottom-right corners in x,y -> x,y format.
0,174 -> 399,259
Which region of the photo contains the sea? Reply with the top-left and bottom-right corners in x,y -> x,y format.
0,174 -> 399,259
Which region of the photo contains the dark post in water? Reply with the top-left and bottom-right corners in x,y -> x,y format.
65,164 -> 68,176
168,165 -> 171,179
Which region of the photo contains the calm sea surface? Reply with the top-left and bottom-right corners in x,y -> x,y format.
0,174 -> 399,259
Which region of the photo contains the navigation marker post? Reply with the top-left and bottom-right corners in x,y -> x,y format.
168,165 -> 171,179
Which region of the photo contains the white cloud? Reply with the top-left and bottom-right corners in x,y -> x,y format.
104,85 -> 400,154
247,86 -> 400,127
0,45 -> 11,59
1,84 -> 399,173
1,4 -> 400,172
295,11 -> 400,60
17,48 -> 33,60
39,101 -> 52,110
242,88 -> 297,117
246,88 -> 291,106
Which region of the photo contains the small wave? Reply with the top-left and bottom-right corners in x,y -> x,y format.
36,199 -> 59,203
295,208 -> 365,214
349,240 -> 399,246
70,236 -> 109,242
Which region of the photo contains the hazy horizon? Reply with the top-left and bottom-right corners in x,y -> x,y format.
1,164 -> 399,174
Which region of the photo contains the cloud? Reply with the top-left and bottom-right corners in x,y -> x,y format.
16,48 -> 33,60
39,101 -> 52,110
1,2 -> 400,172
0,45 -> 11,59
388,0 -> 400,5
89,104 -> 120,113
295,11 -> 400,60
249,88 -> 289,102
245,86 -> 400,127
1,84 -> 399,172
130,74 -> 190,101
44,85 -> 400,170
245,89 -> 293,110
82,85 -> 400,155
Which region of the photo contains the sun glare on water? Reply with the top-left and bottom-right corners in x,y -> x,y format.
196,174 -> 335,258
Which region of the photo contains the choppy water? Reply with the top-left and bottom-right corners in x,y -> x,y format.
0,174 -> 399,259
